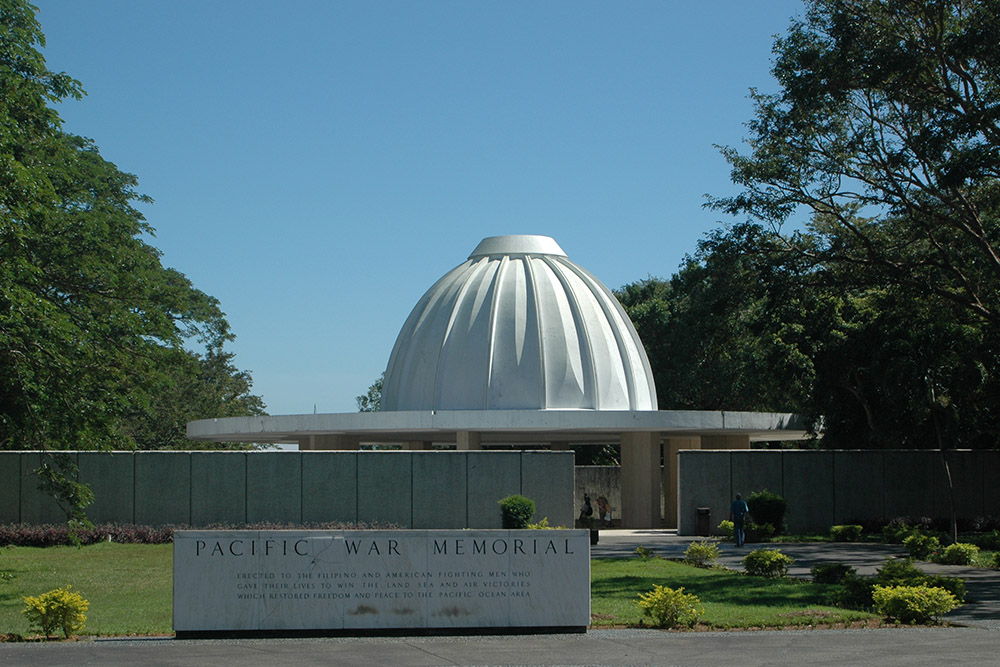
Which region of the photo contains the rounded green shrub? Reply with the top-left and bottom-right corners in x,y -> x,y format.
683,540 -> 720,568
22,586 -> 89,639
872,585 -> 958,624
829,572 -> 875,610
747,490 -> 787,535
924,574 -> 966,603
748,522 -> 776,540
903,532 -> 940,560
743,548 -> 794,577
498,495 -> 535,529
935,542 -> 979,566
873,558 -> 966,602
875,557 -> 926,585
811,562 -> 855,584
717,520 -> 735,540
636,585 -> 704,628
830,525 -> 863,542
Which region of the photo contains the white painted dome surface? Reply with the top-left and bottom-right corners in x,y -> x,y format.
382,235 -> 658,411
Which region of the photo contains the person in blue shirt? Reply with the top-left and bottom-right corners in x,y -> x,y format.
730,493 -> 749,547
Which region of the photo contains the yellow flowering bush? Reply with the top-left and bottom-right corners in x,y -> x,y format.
22,586 -> 89,639
636,585 -> 704,628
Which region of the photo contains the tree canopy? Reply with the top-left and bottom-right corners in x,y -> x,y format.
0,0 -> 264,460
712,0 -> 1000,325
356,372 -> 383,412
618,0 -> 1000,450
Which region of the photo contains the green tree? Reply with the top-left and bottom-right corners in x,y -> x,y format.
706,0 -> 1000,450
356,372 -> 383,412
0,1 -> 265,514
615,223 -> 816,417
713,0 -> 1000,325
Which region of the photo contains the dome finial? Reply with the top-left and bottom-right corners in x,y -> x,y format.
468,235 -> 567,259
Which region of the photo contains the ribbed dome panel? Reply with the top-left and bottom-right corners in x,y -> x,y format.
382,235 -> 657,411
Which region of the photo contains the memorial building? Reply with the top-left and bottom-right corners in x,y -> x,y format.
188,235 -> 806,527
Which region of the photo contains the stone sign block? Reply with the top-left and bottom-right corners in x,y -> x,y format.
174,529 -> 590,635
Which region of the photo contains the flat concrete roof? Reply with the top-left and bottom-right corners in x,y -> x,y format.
186,410 -> 810,444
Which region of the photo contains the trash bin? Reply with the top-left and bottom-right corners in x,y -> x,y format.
696,507 -> 711,537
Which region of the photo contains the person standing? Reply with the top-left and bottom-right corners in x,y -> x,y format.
730,493 -> 749,547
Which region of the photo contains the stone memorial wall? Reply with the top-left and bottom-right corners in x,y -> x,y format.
173,529 -> 590,635
0,450 -> 574,529
677,449 -> 1000,534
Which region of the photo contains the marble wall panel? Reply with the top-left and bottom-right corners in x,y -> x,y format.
358,453 -> 412,527
247,452 -> 301,524
78,451 -> 134,524
0,452 -> 21,523
467,452 -> 521,529
412,452 -> 467,529
191,452 -> 246,526
301,452 -> 358,524
677,451 -> 730,535
135,452 -> 191,525
521,452 -> 574,528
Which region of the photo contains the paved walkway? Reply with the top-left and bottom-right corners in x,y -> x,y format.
2,530 -> 997,666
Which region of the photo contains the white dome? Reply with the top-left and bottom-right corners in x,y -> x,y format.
381,235 -> 657,411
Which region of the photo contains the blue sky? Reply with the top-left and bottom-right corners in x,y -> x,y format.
33,0 -> 805,415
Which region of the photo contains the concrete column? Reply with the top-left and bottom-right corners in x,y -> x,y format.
664,437 -> 701,529
620,431 -> 661,529
701,434 -> 750,450
456,431 -> 481,451
405,441 -> 432,450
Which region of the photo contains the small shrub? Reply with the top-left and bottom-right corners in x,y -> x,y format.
966,530 -> 1000,551
871,558 -> 966,602
634,546 -> 656,560
22,586 -> 89,639
872,585 -> 958,624
636,585 -> 704,628
811,562 -> 855,585
903,532 -> 941,560
683,540 -> 720,568
875,558 -> 925,584
747,490 -> 787,535
934,542 -> 979,566
743,548 -> 794,577
882,518 -> 914,544
498,495 -> 535,529
830,525 -> 862,542
717,520 -> 734,540
829,572 -> 875,609
747,522 -> 775,540
527,517 -> 561,529
924,575 -> 966,603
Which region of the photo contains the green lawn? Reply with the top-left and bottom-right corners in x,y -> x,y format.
1,543 -> 173,637
0,544 -> 879,637
590,557 -> 875,629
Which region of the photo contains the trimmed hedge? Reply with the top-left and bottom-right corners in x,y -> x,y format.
0,521 -> 400,547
